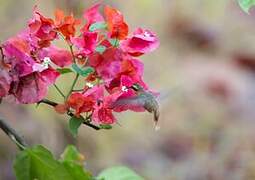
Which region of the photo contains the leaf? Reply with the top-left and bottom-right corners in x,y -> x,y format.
72,64 -> 94,77
13,145 -> 92,180
69,116 -> 84,137
89,22 -> 107,32
56,68 -> 73,74
95,45 -> 107,54
97,166 -> 144,180
60,145 -> 92,180
109,38 -> 120,47
61,161 -> 92,180
238,0 -> 255,13
61,145 -> 81,163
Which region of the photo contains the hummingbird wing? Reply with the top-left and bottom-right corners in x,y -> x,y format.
112,94 -> 160,125
111,96 -> 147,112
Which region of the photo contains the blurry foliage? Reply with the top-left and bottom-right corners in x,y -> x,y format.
14,145 -> 142,180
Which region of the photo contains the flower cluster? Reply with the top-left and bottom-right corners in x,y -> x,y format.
0,4 -> 159,127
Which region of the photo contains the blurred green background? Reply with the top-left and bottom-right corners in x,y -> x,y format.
2,0 -> 255,179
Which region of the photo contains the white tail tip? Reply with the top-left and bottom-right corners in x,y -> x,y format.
155,125 -> 161,131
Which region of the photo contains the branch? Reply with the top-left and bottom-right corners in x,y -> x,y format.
67,111 -> 100,130
0,118 -> 27,150
38,99 -> 100,130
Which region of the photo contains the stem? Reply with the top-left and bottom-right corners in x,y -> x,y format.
69,45 -> 76,64
0,118 -> 27,150
54,84 -> 65,99
0,45 -> 4,60
72,89 -> 84,92
66,73 -> 80,100
67,111 -> 100,130
38,99 -> 58,107
66,40 -> 80,100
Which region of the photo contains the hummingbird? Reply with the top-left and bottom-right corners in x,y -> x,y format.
112,83 -> 160,128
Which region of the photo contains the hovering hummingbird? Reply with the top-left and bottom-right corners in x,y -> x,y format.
112,84 -> 160,128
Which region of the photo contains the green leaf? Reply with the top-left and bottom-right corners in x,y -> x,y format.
61,145 -> 80,163
95,45 -> 107,54
238,0 -> 255,13
72,64 -> 94,77
97,166 -> 144,180
60,145 -> 93,180
61,161 -> 92,180
13,145 -> 92,180
57,68 -> 73,74
109,38 -> 120,47
99,124 -> 112,130
89,22 -> 107,32
69,116 -> 84,137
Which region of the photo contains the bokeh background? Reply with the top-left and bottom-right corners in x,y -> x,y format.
1,0 -> 255,179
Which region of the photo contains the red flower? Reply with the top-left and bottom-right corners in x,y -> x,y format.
106,58 -> 146,94
54,9 -> 81,40
46,46 -> 72,67
121,28 -> 159,56
104,6 -> 129,40
91,91 -> 122,125
67,93 -> 95,117
82,3 -> 104,32
92,104 -> 116,125
88,48 -> 123,82
71,32 -> 98,56
28,8 -> 57,47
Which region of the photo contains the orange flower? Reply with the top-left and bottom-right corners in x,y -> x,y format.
67,93 -> 95,117
104,6 -> 128,40
54,104 -> 68,114
54,9 -> 81,40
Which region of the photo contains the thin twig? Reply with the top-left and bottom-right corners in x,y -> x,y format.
66,73 -> 79,100
0,118 -> 27,150
53,84 -> 65,99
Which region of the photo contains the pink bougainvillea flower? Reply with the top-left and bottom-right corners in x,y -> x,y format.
88,47 -> 124,82
40,67 -> 60,84
121,28 -> 159,56
92,103 -> 116,125
111,79 -> 146,113
104,5 -> 129,40
106,58 -> 146,94
91,91 -> 122,125
46,46 -> 72,67
3,37 -> 35,77
11,73 -> 48,104
0,70 -> 12,98
83,85 -> 104,100
28,8 -> 57,47
11,67 -> 59,104
120,58 -> 144,80
71,31 -> 98,56
82,3 -> 104,32
54,9 -> 81,40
